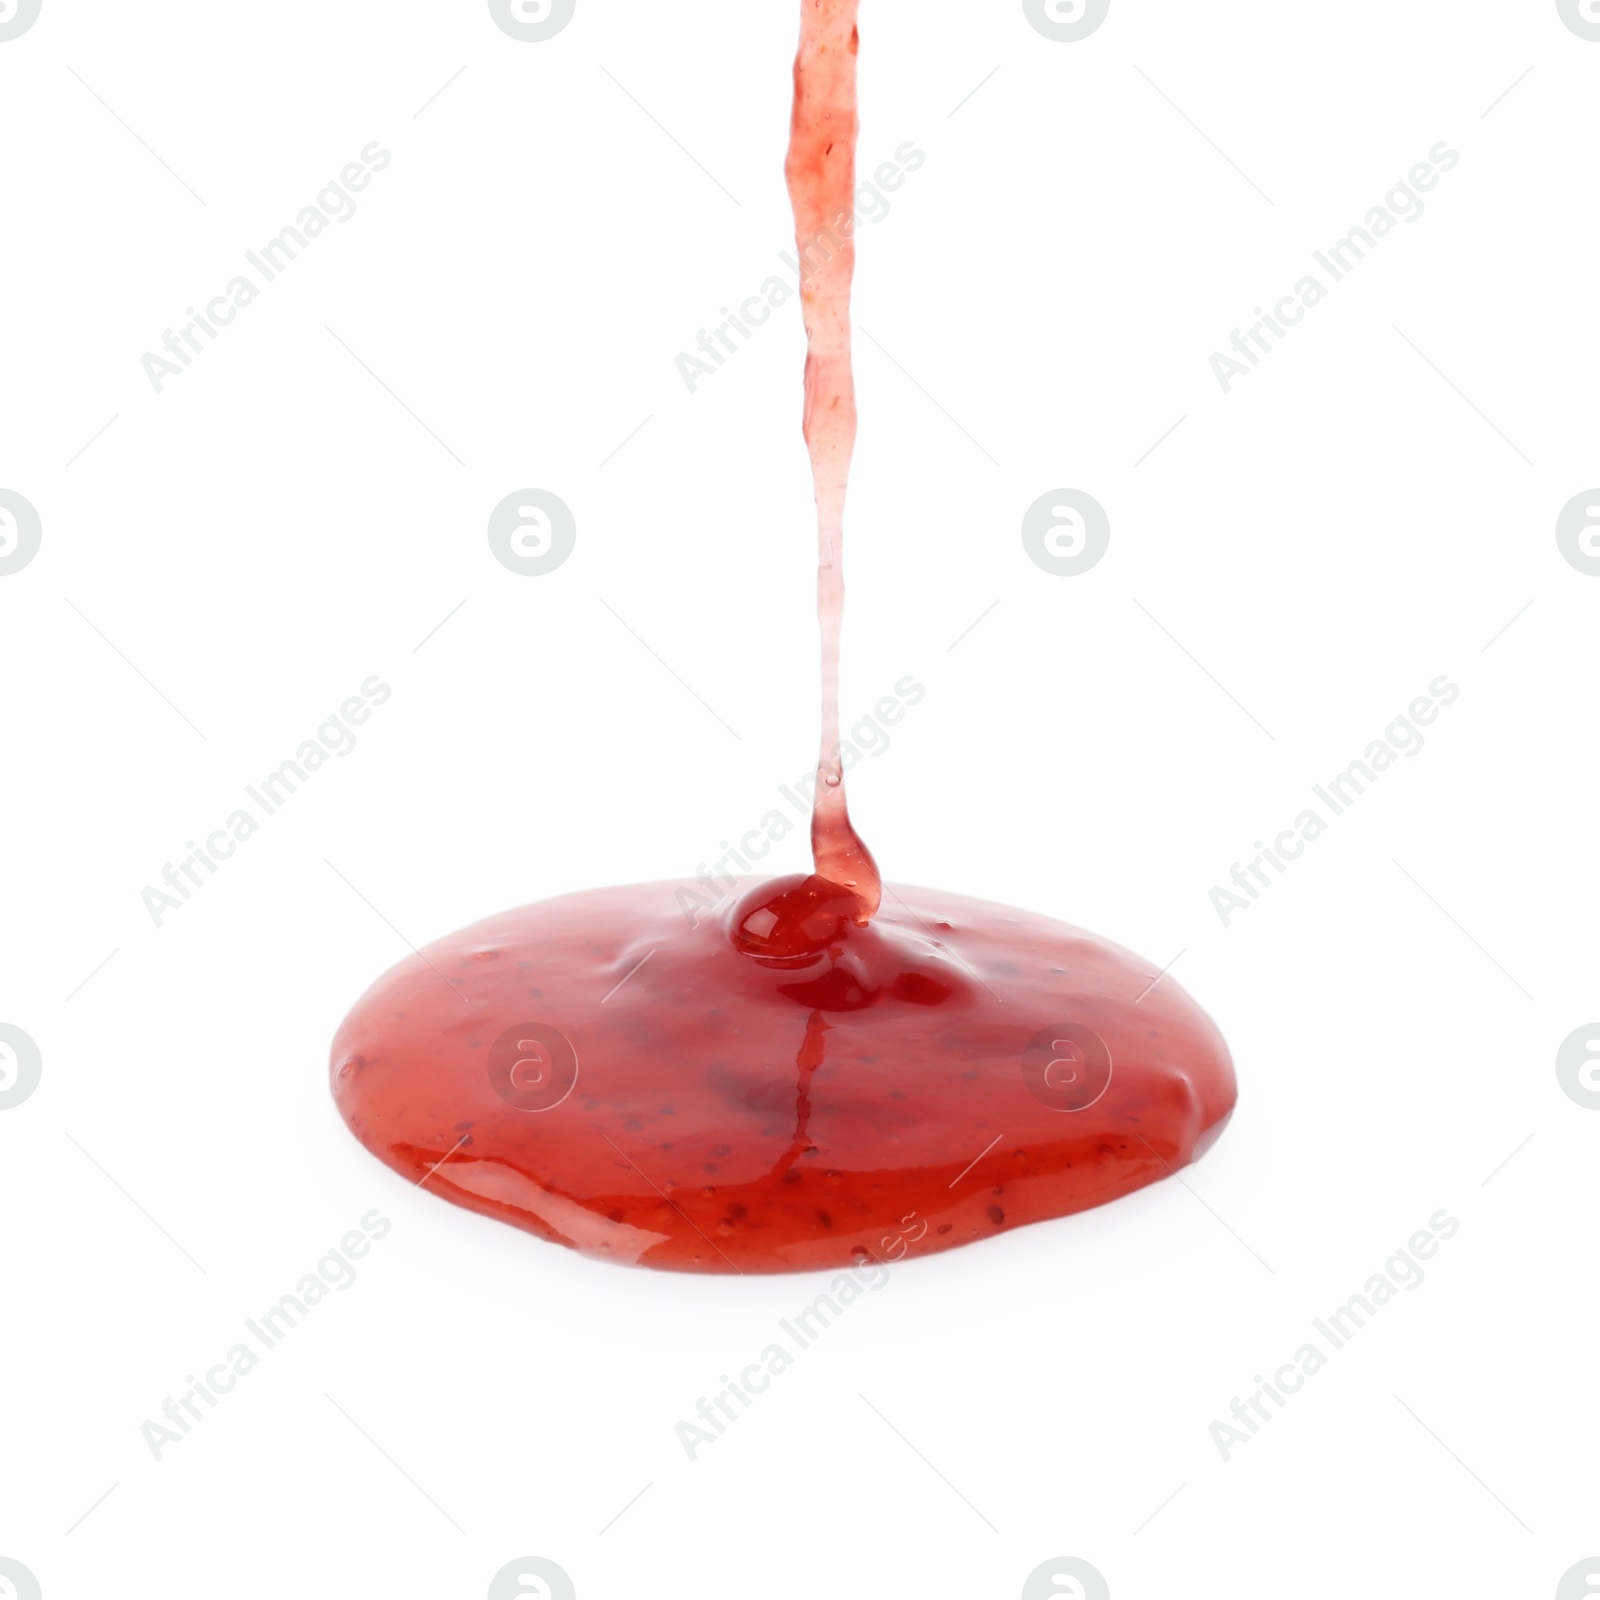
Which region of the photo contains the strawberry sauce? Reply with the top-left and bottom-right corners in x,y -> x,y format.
330,0 -> 1237,1273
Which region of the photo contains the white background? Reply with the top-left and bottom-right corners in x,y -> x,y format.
2,1 -> 1597,1596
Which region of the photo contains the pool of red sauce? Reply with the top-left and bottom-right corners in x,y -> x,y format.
330,0 -> 1237,1273
332,877 -> 1235,1273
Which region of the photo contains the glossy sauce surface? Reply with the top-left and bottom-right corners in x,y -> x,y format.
330,0 -> 1238,1271
333,880 -> 1235,1273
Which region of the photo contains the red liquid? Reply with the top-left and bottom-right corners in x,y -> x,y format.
330,1 -> 1238,1273
786,0 -> 880,917
332,880 -> 1235,1273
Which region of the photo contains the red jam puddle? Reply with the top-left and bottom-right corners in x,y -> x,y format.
332,877 -> 1235,1273
330,0 -> 1237,1273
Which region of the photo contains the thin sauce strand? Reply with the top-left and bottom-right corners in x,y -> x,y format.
785,0 -> 881,919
